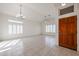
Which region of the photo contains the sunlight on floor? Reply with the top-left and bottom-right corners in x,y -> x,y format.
0,39 -> 23,56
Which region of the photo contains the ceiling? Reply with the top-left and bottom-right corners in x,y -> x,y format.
0,3 -> 74,22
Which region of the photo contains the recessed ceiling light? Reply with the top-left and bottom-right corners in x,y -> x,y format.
61,3 -> 66,6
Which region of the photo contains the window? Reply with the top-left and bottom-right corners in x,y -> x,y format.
20,25 -> 23,34
13,24 -> 16,34
8,24 -> 12,34
17,24 -> 20,34
8,19 -> 23,35
46,24 -> 56,33
52,24 -> 56,33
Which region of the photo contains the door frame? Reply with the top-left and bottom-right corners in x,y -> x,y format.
58,15 -> 77,51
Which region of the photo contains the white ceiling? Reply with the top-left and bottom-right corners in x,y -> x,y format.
0,3 -> 74,22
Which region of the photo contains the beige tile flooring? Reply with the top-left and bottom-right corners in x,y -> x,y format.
0,35 -> 79,56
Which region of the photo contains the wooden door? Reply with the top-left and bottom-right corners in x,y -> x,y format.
67,16 -> 77,50
59,18 -> 67,47
59,16 -> 77,50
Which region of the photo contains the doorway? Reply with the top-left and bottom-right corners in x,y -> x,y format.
59,16 -> 77,50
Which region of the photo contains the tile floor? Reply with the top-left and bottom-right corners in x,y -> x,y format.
0,35 -> 79,56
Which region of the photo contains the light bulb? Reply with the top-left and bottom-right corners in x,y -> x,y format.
61,3 -> 66,6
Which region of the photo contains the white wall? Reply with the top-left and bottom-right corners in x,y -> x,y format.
23,19 -> 41,37
0,13 -> 41,40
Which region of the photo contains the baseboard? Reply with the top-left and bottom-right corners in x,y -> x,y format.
0,34 -> 41,41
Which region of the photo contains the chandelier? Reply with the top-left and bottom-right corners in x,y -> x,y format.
16,4 -> 25,20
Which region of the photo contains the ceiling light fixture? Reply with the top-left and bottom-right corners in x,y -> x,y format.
61,3 -> 66,6
16,4 -> 25,20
